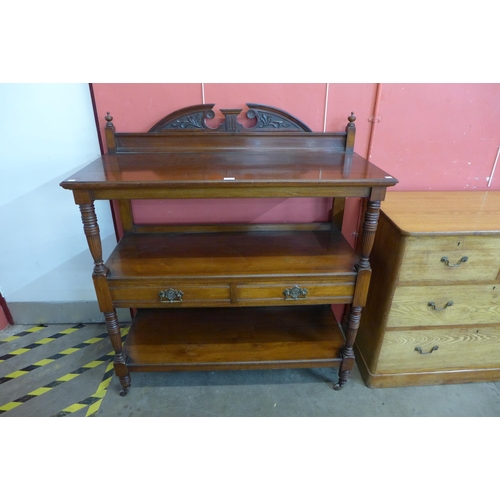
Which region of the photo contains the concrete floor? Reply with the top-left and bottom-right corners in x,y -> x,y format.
2,322 -> 500,417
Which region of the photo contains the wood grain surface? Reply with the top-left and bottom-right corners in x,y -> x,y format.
388,283 -> 500,328
398,234 -> 500,283
123,306 -> 344,370
381,191 -> 500,235
377,325 -> 500,372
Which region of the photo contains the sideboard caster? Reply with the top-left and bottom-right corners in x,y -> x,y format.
334,366 -> 351,390
117,372 -> 131,396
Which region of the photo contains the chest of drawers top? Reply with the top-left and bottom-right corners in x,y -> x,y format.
380,191 -> 500,235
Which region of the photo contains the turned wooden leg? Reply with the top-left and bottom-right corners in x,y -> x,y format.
78,201 -> 131,395
104,311 -> 131,396
357,200 -> 381,271
79,203 -> 108,276
334,200 -> 381,390
334,306 -> 361,390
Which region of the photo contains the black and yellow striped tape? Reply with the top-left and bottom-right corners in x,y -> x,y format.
0,324 -> 85,362
54,328 -> 129,417
0,324 -> 48,343
0,324 -> 129,416
54,359 -> 115,417
0,353 -> 112,414
0,330 -> 108,384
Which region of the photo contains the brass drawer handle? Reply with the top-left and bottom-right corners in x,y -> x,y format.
283,285 -> 308,300
441,256 -> 468,267
428,300 -> 453,311
415,346 -> 439,355
158,288 -> 184,303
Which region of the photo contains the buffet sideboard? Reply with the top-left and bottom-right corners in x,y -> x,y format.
60,103 -> 397,395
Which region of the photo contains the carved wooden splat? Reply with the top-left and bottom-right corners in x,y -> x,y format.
148,103 -> 313,133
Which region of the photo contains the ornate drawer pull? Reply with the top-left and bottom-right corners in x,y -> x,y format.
428,300 -> 453,311
283,285 -> 308,300
415,346 -> 439,355
441,256 -> 468,267
158,288 -> 184,303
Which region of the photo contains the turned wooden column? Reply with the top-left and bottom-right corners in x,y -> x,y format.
103,311 -> 131,396
334,305 -> 362,390
335,199 -> 381,390
78,200 -> 130,395
79,203 -> 109,276
356,200 -> 381,271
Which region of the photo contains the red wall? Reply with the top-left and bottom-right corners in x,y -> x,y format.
91,83 -> 500,242
0,305 -> 9,330
0,308 -> 8,331
371,84 -> 500,191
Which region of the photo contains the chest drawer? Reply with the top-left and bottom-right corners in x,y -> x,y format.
376,326 -> 500,373
387,283 -> 500,328
399,235 -> 500,283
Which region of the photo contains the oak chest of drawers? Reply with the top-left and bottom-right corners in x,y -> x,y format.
355,191 -> 500,388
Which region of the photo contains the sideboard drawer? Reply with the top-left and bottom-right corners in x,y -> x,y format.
376,326 -> 500,373
237,281 -> 355,305
399,235 -> 500,282
110,283 -> 231,307
387,283 -> 500,328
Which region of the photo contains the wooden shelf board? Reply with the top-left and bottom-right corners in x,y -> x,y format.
124,306 -> 344,371
106,229 -> 359,280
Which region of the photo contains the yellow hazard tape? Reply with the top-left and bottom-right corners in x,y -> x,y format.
0,354 -> 111,414
56,328 -> 129,417
0,330 -> 107,384
0,324 -> 87,363
0,325 -> 47,343
0,327 -> 129,416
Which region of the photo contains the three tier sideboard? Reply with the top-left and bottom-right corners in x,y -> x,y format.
60,103 -> 398,395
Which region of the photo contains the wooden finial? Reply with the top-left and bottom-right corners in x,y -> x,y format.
345,112 -> 356,153
105,112 -> 114,127
104,112 -> 116,153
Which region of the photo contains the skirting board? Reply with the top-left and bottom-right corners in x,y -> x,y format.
8,302 -> 132,325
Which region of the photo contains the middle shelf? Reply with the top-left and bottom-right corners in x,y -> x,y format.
105,229 -> 359,308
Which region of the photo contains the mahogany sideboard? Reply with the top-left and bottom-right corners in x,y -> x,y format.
60,103 -> 398,395
355,191 -> 500,387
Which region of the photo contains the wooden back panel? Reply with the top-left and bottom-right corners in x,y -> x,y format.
103,103 -> 357,234
105,103 -> 356,154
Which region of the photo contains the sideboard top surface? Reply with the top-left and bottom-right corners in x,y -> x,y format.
60,151 -> 397,192
381,191 -> 500,235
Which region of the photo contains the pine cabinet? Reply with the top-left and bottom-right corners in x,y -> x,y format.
355,191 -> 500,387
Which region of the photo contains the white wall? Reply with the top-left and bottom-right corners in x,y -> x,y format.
0,84 -> 117,323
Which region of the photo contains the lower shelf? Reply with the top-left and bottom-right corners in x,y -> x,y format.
123,305 -> 344,372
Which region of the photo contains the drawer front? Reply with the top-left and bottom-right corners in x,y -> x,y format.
237,282 -> 355,305
400,235 -> 500,282
377,326 -> 500,373
387,283 -> 500,328
110,283 -> 231,307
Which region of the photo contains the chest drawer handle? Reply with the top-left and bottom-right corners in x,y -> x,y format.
158,288 -> 184,303
441,256 -> 468,267
428,300 -> 453,311
283,285 -> 308,300
415,346 -> 439,355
